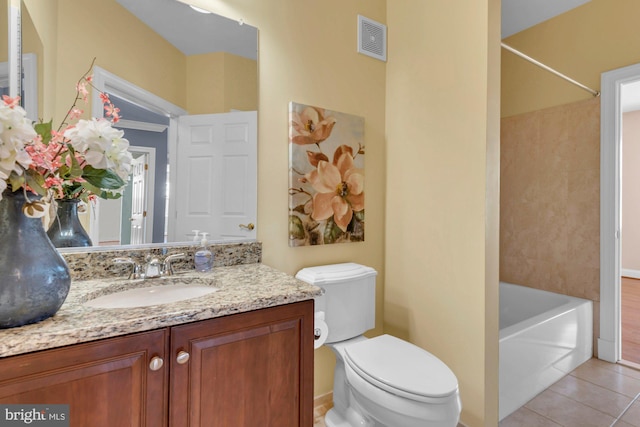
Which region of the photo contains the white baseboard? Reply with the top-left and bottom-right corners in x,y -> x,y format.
622,269 -> 640,279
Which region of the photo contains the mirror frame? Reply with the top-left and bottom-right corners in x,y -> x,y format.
7,0 -> 20,99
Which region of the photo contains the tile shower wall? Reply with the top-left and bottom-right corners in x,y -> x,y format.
500,97 -> 600,351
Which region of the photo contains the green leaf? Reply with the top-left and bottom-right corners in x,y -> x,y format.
25,169 -> 47,196
82,165 -> 125,190
8,172 -> 25,192
80,181 -> 123,200
57,152 -> 83,180
354,210 -> 365,222
34,120 -> 53,145
288,215 -> 305,240
323,217 -> 343,244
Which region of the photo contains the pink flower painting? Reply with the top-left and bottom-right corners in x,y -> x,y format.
289,102 -> 365,246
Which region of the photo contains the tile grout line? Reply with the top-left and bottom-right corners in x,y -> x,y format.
543,385 -> 622,423
522,390 -> 570,427
569,367 -> 640,400
610,392 -> 640,427
519,406 -> 562,427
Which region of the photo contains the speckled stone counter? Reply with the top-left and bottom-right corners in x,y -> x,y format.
0,263 -> 321,358
61,240 -> 262,281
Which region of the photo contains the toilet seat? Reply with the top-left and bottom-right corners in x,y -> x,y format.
344,334 -> 458,402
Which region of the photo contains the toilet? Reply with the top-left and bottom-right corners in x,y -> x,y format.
296,263 -> 461,427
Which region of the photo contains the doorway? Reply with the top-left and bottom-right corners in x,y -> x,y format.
89,66 -> 184,245
599,62 -> 640,365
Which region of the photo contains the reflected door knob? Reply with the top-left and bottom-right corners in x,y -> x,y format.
176,350 -> 190,364
149,356 -> 164,371
239,223 -> 255,230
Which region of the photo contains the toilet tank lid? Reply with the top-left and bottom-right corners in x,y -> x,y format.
295,263 -> 377,285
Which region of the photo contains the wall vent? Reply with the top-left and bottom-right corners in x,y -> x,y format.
357,15 -> 387,62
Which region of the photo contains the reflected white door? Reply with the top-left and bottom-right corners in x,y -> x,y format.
130,154 -> 148,244
174,111 -> 257,241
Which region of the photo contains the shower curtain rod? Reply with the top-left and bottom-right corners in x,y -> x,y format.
501,42 -> 600,97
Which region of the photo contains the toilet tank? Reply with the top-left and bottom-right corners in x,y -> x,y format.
296,263 -> 377,343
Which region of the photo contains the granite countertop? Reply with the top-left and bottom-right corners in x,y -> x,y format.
0,263 -> 322,358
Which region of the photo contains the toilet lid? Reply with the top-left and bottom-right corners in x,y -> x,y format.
344,335 -> 458,399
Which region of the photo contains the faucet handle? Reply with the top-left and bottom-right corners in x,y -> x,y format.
113,257 -> 139,279
163,253 -> 186,276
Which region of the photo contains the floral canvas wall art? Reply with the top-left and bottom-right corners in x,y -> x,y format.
288,102 -> 365,246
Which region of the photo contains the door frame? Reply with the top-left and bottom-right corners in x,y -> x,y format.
599,62 -> 640,362
90,67 -> 186,245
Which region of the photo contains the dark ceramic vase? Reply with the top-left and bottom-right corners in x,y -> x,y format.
0,190 -> 71,328
47,199 -> 93,248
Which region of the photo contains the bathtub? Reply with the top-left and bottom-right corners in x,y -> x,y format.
499,282 -> 593,420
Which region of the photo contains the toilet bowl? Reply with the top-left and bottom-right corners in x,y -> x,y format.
296,263 -> 461,427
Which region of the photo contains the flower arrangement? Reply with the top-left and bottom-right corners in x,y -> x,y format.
0,61 -> 133,217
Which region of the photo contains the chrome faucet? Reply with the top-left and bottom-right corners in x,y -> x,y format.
162,253 -> 186,276
113,253 -> 186,280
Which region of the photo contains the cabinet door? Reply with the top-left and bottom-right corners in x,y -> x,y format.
170,300 -> 314,427
0,329 -> 169,427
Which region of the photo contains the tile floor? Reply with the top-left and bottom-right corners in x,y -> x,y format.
313,359 -> 640,427
500,358 -> 640,427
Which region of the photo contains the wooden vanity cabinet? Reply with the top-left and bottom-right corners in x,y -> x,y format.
0,300 -> 314,427
169,300 -> 314,427
0,329 -> 169,427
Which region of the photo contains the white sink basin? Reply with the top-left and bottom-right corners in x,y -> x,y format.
84,281 -> 218,309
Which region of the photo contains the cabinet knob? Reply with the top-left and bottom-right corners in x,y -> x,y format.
149,356 -> 164,371
176,350 -> 190,365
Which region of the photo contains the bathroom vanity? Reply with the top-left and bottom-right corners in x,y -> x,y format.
0,258 -> 320,427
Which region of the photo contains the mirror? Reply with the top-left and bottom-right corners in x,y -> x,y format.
16,0 -> 258,248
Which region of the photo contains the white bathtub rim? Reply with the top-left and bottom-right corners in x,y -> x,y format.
499,282 -> 593,341
500,300 -> 593,341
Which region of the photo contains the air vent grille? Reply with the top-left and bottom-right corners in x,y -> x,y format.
357,15 -> 387,62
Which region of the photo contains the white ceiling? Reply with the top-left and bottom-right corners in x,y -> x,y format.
115,0 -> 257,60
501,0 -> 591,39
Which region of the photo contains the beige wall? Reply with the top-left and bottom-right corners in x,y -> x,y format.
22,0 -> 58,121
186,52 -> 257,114
502,0 -> 640,118
54,0 -> 186,124
223,53 -> 258,112
622,111 -> 640,272
385,1 -> 500,425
